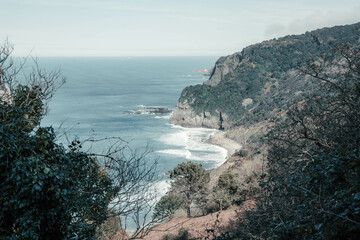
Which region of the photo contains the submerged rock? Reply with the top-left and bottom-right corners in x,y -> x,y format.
145,107 -> 172,114
123,107 -> 172,115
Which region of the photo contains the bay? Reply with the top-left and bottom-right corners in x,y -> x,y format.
39,56 -> 227,188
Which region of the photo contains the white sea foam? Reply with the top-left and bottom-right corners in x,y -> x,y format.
158,129 -> 188,147
154,114 -> 171,119
135,104 -> 146,108
109,180 -> 170,212
157,125 -> 228,168
113,179 -> 170,233
153,180 -> 171,200
158,149 -> 191,158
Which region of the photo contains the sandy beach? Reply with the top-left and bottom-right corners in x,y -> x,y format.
208,130 -> 242,158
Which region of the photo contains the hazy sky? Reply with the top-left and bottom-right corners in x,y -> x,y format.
1,0 -> 360,57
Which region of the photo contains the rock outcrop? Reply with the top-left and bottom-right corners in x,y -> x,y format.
169,98 -> 231,129
123,107 -> 172,115
204,53 -> 242,86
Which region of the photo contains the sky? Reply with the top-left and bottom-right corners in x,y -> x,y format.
1,0 -> 360,57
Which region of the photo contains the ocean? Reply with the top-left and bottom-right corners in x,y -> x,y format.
39,57 -> 227,195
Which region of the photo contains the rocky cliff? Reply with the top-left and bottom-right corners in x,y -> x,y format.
169,98 -> 231,129
204,53 -> 242,86
170,22 -> 360,129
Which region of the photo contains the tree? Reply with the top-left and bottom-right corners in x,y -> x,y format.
211,169 -> 239,211
168,162 -> 210,218
0,41 -> 158,239
234,43 -> 360,239
152,190 -> 186,221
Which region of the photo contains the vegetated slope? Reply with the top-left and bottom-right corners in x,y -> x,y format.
170,22 -> 360,129
158,23 -> 360,239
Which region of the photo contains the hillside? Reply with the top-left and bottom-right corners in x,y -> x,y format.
151,22 -> 360,240
170,22 -> 360,129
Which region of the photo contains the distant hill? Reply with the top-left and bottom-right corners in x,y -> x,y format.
170,22 -> 360,129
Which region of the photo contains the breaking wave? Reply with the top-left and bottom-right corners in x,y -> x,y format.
157,125 -> 227,168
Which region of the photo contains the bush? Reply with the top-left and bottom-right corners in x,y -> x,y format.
153,191 -> 186,220
234,149 -> 247,157
161,228 -> 192,240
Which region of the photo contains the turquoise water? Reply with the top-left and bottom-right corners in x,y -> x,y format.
40,57 -> 227,181
37,56 -> 228,231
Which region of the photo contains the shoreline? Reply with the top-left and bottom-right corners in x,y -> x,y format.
163,124 -> 228,168
207,130 -> 242,158
165,124 -> 243,189
139,127 -> 244,238
205,129 -> 242,189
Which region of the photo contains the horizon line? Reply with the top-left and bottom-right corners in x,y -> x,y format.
12,55 -> 222,58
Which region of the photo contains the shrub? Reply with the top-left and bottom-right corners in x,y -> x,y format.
161,228 -> 192,240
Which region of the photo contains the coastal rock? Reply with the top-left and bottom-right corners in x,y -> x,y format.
204,53 -> 242,86
145,107 -> 172,114
169,98 -> 231,129
123,107 -> 172,115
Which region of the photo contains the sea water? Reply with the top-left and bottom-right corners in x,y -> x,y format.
39,57 -> 227,195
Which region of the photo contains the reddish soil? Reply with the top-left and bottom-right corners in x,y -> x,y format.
138,200 -> 255,240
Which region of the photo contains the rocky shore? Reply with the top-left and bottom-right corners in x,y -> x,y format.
169,99 -> 232,129
123,107 -> 172,115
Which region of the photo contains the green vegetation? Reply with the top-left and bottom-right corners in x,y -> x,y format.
211,169 -> 239,211
2,23 -> 360,240
160,24 -> 360,239
217,169 -> 239,196
1,63 -> 112,238
168,24 -> 360,240
153,191 -> 185,220
179,22 -> 360,126
0,42 -> 157,239
220,43 -> 360,239
153,162 -> 210,219
154,164 -> 247,219
168,162 -> 210,218
161,228 -> 191,240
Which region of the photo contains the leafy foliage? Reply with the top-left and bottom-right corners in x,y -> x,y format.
179,22 -> 360,127
210,170 -> 240,211
161,228 -> 192,240
217,169 -> 239,196
169,162 -> 210,218
152,191 -> 186,220
0,66 -> 115,239
154,162 -> 210,219
232,44 -> 360,239
0,42 -> 158,240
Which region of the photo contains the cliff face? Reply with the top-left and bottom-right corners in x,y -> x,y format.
204,53 -> 242,86
169,98 -> 231,129
170,22 -> 360,129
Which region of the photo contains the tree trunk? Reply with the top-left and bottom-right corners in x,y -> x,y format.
187,201 -> 191,218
